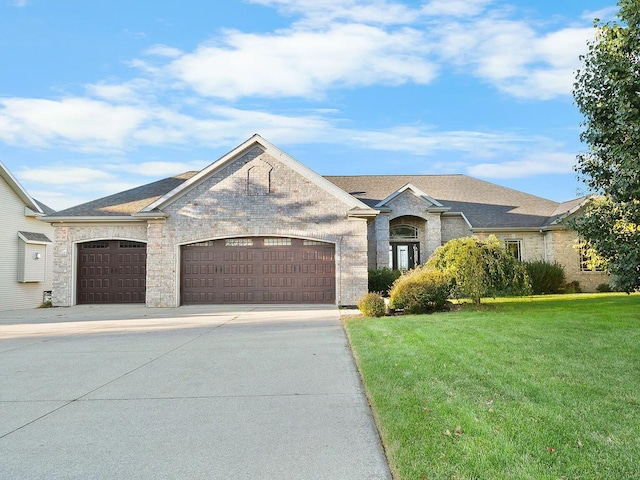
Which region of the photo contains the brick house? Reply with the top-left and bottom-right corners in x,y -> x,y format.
43,135 -> 608,307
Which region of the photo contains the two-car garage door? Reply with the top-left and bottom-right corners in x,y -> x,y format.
181,237 -> 335,304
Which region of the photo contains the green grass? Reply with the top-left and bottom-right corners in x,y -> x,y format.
344,294 -> 640,480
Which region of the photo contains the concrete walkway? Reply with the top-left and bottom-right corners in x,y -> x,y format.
0,305 -> 391,479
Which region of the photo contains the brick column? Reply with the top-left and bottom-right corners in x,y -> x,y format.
146,219 -> 175,307
375,213 -> 390,269
52,226 -> 72,307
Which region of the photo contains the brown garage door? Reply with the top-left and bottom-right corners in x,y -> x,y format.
77,240 -> 147,304
181,237 -> 335,304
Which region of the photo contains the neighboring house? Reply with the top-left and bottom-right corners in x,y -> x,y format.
42,135 -> 607,308
0,161 -> 55,311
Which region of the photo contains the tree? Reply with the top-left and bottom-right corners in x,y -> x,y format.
425,236 -> 530,304
572,0 -> 640,292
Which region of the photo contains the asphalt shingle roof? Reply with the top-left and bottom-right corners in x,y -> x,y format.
18,231 -> 53,243
51,172 -> 198,217
48,171 -> 580,229
324,175 -> 565,229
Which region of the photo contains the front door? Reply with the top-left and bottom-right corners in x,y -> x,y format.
390,242 -> 420,271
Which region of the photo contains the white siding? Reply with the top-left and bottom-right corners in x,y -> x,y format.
0,178 -> 54,311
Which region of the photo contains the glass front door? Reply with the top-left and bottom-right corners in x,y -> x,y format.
389,242 -> 420,271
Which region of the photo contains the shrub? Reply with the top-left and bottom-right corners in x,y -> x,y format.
389,267 -> 452,314
368,267 -> 401,296
524,261 -> 566,295
358,292 -> 386,317
596,282 -> 613,293
426,236 -> 530,304
563,281 -> 582,294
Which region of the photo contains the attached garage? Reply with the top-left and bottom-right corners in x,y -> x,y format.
181,237 -> 335,304
77,240 -> 147,304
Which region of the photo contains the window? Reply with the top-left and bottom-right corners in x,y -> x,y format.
504,239 -> 522,261
189,241 -> 216,247
579,245 -> 604,272
303,240 -> 326,245
264,238 -> 291,246
390,225 -> 418,240
119,241 -> 145,249
225,238 -> 254,247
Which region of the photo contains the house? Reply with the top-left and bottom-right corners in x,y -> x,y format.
42,135 -> 607,308
0,161 -> 55,311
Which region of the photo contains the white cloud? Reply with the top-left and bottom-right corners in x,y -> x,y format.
246,0 -> 421,25
167,23 -> 435,99
85,79 -> 151,103
341,125 -> 540,158
116,161 -> 206,177
7,0 -> 28,6
143,44 -> 183,58
0,98 -> 148,150
17,166 -> 114,185
467,152 -> 576,178
581,7 -> 618,23
436,18 -> 594,99
422,0 -> 493,17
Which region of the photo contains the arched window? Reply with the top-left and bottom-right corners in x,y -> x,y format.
390,225 -> 418,241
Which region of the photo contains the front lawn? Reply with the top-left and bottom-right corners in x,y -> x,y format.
344,294 -> 640,479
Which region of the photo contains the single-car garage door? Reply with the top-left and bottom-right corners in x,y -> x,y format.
77,240 -> 147,304
181,237 -> 335,304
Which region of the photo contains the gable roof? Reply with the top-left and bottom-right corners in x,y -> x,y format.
374,183 -> 447,210
0,160 -> 50,215
47,135 -> 375,220
142,134 -> 371,213
325,175 -> 575,229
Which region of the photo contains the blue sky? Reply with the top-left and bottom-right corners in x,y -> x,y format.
0,0 -> 617,211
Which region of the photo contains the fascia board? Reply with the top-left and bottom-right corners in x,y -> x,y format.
38,216 -> 147,224
347,207 -> 380,218
549,196 -> 592,225
1,160 -> 44,214
471,226 -> 550,233
375,183 -> 445,208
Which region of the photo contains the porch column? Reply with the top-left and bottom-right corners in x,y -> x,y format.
375,212 -> 390,269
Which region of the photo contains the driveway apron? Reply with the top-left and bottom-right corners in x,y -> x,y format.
0,305 -> 391,479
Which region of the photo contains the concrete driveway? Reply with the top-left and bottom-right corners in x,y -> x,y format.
0,305 -> 391,480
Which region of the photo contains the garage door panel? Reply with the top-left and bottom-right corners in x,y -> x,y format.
181,237 -> 335,305
77,240 -> 146,305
